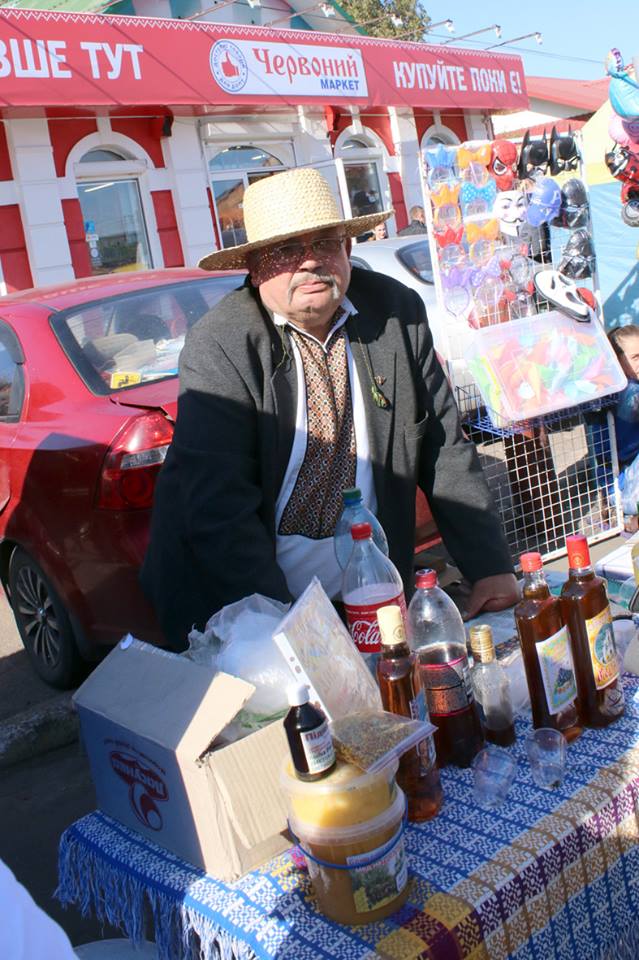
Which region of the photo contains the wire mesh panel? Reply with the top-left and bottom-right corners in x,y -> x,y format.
458,384 -> 622,564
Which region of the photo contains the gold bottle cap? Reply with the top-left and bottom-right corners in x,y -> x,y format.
377,605 -> 407,646
469,624 -> 496,663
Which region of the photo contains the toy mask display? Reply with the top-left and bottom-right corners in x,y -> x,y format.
559,178 -> 589,228
558,229 -> 595,279
549,127 -> 580,175
489,139 -> 518,190
526,178 -> 562,227
518,131 -> 549,181
493,190 -> 527,237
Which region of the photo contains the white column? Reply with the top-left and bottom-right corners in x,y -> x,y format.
388,107 -> 421,213
465,111 -> 493,141
4,118 -> 74,287
162,121 -> 217,267
295,107 -> 333,164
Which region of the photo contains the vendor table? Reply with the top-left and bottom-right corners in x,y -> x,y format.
58,675 -> 639,960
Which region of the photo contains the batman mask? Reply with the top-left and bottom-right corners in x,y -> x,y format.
518,131 -> 549,181
549,126 -> 580,175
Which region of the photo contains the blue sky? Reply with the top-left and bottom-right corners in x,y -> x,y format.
420,1 -> 635,81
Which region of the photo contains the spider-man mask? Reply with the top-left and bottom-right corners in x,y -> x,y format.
490,140 -> 518,190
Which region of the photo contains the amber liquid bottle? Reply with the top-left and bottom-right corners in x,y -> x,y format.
515,552 -> 582,742
560,535 -> 624,727
376,605 -> 443,822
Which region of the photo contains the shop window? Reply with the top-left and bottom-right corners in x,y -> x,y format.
207,145 -> 288,248
77,179 -> 152,276
80,148 -> 129,162
335,133 -> 387,223
421,126 -> 460,148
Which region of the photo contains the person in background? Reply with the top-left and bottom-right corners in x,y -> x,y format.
0,859 -> 77,959
142,168 -> 517,650
369,222 -> 388,241
608,325 -> 639,514
398,205 -> 428,236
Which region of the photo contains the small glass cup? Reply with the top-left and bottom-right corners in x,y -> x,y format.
472,745 -> 517,808
526,728 -> 567,790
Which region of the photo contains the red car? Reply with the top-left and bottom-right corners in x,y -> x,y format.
0,268 -> 243,688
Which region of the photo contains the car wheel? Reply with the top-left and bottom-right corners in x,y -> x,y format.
8,548 -> 84,689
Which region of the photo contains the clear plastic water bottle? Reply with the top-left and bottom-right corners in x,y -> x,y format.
334,487 -> 389,570
407,569 -> 483,768
342,522 -> 406,676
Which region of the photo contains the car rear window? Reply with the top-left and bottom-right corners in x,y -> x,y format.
396,242 -> 433,284
51,275 -> 244,394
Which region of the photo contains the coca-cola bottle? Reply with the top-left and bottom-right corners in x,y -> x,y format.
342,522 -> 406,675
407,569 -> 484,768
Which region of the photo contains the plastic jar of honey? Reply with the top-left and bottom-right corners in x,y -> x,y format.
282,759 -> 408,924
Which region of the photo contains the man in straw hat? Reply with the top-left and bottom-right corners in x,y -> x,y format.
141,168 -> 516,649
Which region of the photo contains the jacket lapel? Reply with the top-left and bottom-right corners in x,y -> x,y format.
346,306 -> 396,510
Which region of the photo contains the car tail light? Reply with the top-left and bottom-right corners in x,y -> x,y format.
97,411 -> 174,510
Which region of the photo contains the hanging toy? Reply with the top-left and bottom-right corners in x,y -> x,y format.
526,177 -> 562,226
533,269 -> 594,320
493,189 -> 528,237
424,143 -> 457,188
489,140 -> 518,190
558,229 -> 595,279
557,178 -> 590,229
549,127 -> 580,176
605,141 -> 639,226
517,130 -> 549,181
606,49 -> 639,120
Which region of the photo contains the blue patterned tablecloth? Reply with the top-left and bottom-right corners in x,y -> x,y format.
58,675 -> 639,960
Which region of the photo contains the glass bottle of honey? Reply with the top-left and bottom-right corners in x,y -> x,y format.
514,552 -> 582,741
560,535 -> 624,727
469,624 -> 516,747
376,605 -> 443,822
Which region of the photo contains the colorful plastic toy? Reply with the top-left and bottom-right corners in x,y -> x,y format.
549,127 -> 580,175
489,140 -> 518,190
526,178 -> 562,227
606,50 -> 639,120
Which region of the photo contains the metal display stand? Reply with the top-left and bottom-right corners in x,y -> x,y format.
420,135 -> 623,564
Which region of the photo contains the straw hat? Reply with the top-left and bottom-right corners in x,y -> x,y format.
198,167 -> 393,271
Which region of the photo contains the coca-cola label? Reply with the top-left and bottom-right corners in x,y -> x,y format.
345,592 -> 407,653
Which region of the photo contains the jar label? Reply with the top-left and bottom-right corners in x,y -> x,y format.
418,655 -> 472,717
535,625 -> 578,714
299,721 -> 335,775
585,606 -> 620,690
344,592 -> 406,653
346,821 -> 407,914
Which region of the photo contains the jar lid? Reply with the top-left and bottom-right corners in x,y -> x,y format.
520,552 -> 542,573
469,624 -> 495,662
415,568 -> 437,589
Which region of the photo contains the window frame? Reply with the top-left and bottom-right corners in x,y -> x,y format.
0,320 -> 25,423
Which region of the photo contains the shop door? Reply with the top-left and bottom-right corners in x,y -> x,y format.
77,178 -> 152,276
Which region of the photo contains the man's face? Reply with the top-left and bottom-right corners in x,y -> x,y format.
249,227 -> 351,332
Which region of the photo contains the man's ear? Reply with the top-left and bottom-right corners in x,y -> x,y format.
345,237 -> 352,257
249,271 -> 259,288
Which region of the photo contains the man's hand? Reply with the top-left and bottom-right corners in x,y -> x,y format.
463,573 -> 519,620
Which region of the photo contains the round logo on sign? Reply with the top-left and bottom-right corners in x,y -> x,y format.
210,40 -> 248,94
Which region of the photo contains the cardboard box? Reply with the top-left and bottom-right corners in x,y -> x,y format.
73,638 -> 290,880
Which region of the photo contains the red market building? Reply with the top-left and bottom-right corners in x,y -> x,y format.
0,9 -> 528,293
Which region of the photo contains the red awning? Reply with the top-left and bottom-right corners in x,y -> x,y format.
0,9 -> 528,113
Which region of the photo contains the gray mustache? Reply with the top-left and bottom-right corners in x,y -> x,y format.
288,272 -> 339,303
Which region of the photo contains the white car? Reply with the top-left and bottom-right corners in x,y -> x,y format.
350,236 -> 445,354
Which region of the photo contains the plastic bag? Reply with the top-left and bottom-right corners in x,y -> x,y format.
185,594 -> 291,737
330,711 -> 436,774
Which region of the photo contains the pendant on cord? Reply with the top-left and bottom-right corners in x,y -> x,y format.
371,384 -> 390,409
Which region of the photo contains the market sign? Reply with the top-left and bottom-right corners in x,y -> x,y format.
0,10 -> 528,111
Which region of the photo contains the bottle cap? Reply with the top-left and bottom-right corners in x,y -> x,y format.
287,683 -> 310,707
377,605 -> 406,646
566,534 -> 590,570
342,487 -> 362,504
520,552 -> 543,573
415,568 -> 437,589
351,522 -> 372,541
469,624 -> 495,663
